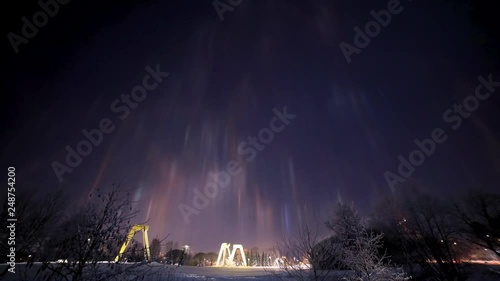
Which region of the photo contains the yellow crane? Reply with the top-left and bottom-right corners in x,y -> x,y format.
115,224 -> 151,262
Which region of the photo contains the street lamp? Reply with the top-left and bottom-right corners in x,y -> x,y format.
183,245 -> 190,255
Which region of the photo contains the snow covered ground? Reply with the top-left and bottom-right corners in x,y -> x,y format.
2,262 -> 500,280
0,262 -> 279,281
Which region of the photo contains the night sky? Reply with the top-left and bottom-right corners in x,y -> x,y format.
2,0 -> 500,253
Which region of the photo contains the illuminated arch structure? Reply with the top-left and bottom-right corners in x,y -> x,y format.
216,243 -> 247,266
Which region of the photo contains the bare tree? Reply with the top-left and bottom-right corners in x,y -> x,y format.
0,189 -> 66,264
0,189 -> 68,281
276,220 -> 340,281
399,190 -> 466,281
150,238 -> 162,262
372,196 -> 414,269
34,185 -> 152,281
453,189 -> 500,259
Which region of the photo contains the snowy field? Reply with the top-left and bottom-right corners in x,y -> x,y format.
2,263 -> 276,281
2,262 -> 500,280
1,263 -> 279,281
1,263 -> 337,281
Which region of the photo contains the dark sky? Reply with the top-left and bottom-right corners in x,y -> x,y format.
2,0 -> 500,253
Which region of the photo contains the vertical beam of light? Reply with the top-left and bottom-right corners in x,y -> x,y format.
183,124 -> 191,154
87,146 -> 113,199
149,158 -> 181,240
255,186 -> 262,226
146,197 -> 154,221
266,205 -> 273,227
471,117 -> 500,174
288,157 -> 298,202
238,185 -> 242,218
283,204 -> 290,234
